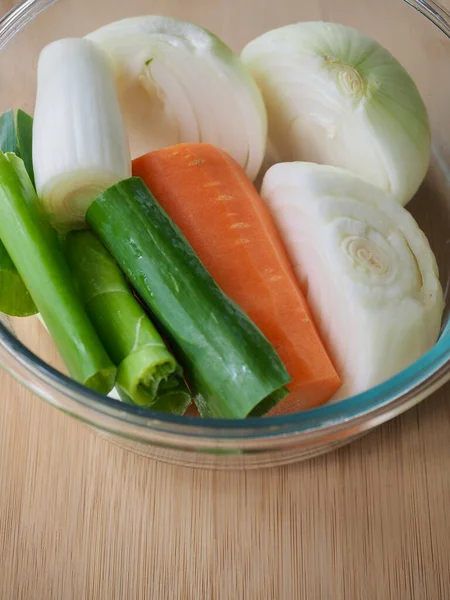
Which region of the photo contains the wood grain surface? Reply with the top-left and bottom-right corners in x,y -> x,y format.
1,0 -> 450,598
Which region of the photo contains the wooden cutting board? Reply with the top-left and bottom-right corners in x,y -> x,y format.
0,0 -> 450,598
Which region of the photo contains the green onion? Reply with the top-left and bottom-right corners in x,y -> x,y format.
0,109 -> 37,316
86,177 -> 290,419
0,152 -> 116,393
64,230 -> 191,413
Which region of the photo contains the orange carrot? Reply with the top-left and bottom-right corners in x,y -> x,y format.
133,144 -> 340,413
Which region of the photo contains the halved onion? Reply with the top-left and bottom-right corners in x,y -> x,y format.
261,162 -> 443,400
87,16 -> 267,181
243,22 -> 431,205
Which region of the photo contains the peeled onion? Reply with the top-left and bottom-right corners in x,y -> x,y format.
261,162 -> 443,400
243,22 -> 431,205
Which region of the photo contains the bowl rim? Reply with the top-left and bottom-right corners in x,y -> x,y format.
1,0 -> 450,449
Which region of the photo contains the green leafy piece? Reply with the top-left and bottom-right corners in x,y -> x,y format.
0,108 -> 35,182
0,109 -> 19,155
0,108 -> 37,316
16,109 -> 35,186
0,242 -> 36,317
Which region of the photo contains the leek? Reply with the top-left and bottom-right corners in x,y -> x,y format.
0,242 -> 36,317
0,108 -> 35,184
0,108 -> 37,316
16,110 -> 35,187
64,230 -> 191,413
0,152 -> 116,393
33,38 -> 131,230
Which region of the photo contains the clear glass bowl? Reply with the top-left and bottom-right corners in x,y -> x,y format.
0,0 -> 449,469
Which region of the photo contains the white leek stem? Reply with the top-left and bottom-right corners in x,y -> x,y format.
33,38 -> 131,230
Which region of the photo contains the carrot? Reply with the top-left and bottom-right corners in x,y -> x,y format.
132,143 -> 341,413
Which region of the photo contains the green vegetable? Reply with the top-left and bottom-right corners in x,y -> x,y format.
0,108 -> 35,183
150,377 -> 191,414
0,109 -> 37,316
0,242 -> 36,317
16,110 -> 35,186
64,230 -> 191,413
0,109 -> 19,155
0,152 -> 116,393
86,177 -> 290,419
118,377 -> 191,414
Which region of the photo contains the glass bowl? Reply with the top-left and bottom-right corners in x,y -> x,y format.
0,0 -> 449,469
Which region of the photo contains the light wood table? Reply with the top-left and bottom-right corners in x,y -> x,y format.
1,0 -> 450,598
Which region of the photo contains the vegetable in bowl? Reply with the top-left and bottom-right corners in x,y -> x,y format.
64,229 -> 191,414
261,162 -> 444,400
0,14 -> 442,420
86,16 -> 268,181
241,21 -> 431,206
33,38 -> 131,230
0,152 -> 116,393
86,177 -> 291,419
0,109 -> 37,317
132,143 -> 341,413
